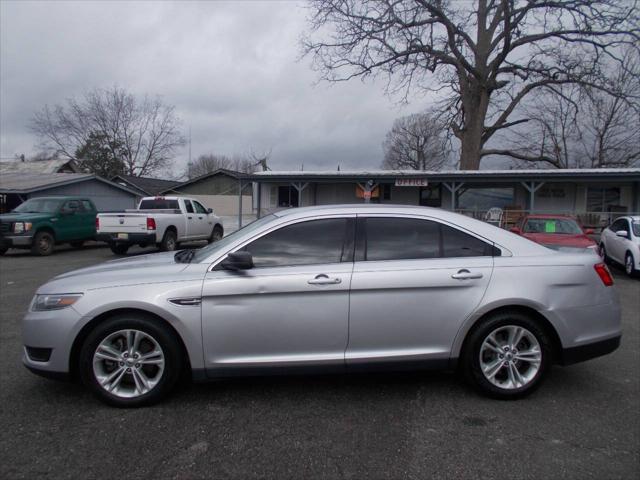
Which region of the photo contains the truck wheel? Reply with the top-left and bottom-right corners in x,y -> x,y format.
31,231 -> 55,256
0,246 -> 8,256
208,225 -> 223,243
160,230 -> 177,251
70,240 -> 85,249
110,244 -> 129,255
78,314 -> 183,407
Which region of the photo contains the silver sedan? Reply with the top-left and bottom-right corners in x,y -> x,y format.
22,205 -> 621,407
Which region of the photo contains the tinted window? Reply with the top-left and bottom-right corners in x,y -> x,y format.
63,200 -> 80,212
442,224 -> 494,257
363,217 -> 494,261
139,199 -> 180,210
365,218 -> 440,261
610,219 -> 627,231
184,200 -> 194,213
193,201 -> 208,214
81,200 -> 94,211
246,218 -> 348,268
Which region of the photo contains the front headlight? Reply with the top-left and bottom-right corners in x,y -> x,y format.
32,294 -> 83,311
13,222 -> 32,233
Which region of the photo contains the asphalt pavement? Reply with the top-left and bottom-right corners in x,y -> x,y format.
0,244 -> 638,479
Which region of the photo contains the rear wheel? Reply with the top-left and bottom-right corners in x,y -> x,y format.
160,230 -> 177,251
109,243 -> 129,255
31,231 -> 55,256
0,246 -> 7,256
463,311 -> 552,399
79,315 -> 183,407
625,252 -> 637,277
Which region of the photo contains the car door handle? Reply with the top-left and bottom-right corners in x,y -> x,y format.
308,274 -> 342,285
188,216 -> 193,219
451,269 -> 483,280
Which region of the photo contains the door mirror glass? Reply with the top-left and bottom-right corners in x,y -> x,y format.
221,251 -> 254,271
615,230 -> 629,238
207,208 -> 213,214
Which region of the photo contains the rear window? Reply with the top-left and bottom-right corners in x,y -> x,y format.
139,199 -> 180,210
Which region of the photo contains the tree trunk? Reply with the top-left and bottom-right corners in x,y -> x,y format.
458,78 -> 490,170
459,124 -> 483,170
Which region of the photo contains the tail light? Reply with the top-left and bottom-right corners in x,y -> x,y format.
146,217 -> 156,230
95,217 -> 100,230
594,263 -> 614,286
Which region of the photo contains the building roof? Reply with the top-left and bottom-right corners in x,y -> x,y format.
0,172 -> 141,196
0,158 -> 78,175
246,168 -> 640,183
112,175 -> 182,196
159,168 -> 245,194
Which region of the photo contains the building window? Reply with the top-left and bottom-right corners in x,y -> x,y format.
278,186 -> 299,207
419,185 -> 441,207
457,187 -> 514,211
587,187 -> 621,212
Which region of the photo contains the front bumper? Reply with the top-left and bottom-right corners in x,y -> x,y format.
96,232 -> 156,244
0,233 -> 34,248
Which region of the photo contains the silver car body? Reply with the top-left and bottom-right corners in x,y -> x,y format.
600,216 -> 640,273
23,205 -> 621,380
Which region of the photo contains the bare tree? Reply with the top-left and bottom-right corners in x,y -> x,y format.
184,153 -> 258,179
382,112 -> 449,170
30,86 -> 185,177
303,0 -> 639,170
503,53 -> 640,168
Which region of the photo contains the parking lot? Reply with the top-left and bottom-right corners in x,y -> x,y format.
0,245 -> 638,480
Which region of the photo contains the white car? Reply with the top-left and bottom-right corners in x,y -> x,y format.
599,216 -> 640,277
97,196 -> 224,255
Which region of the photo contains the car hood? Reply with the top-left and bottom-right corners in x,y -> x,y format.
0,212 -> 52,223
522,233 -> 596,248
38,251 -> 205,294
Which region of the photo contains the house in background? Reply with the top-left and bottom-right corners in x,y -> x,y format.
111,174 -> 182,197
0,173 -> 140,213
0,158 -> 79,175
159,169 -> 252,216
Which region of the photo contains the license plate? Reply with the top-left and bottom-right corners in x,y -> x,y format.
117,233 -> 129,240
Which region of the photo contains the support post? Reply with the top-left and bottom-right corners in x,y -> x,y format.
238,179 -> 243,229
291,182 -> 309,207
357,180 -> 378,203
521,181 -> 545,213
442,182 -> 464,210
256,182 -> 262,218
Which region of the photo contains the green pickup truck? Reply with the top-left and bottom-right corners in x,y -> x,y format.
0,197 -> 98,256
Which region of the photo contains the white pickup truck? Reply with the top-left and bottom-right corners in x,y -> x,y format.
96,196 -> 224,255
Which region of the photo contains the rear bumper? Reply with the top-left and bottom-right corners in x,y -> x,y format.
96,232 -> 156,244
560,335 -> 621,366
0,234 -> 33,248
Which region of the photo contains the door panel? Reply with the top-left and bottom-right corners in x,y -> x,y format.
347,257 -> 492,365
201,263 -> 352,374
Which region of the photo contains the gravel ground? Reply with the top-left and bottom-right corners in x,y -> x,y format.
0,244 -> 638,480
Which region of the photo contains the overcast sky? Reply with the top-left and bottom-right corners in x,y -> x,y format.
0,0 -> 431,176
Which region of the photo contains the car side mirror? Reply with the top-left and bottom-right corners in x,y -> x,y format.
615,230 -> 629,238
510,227 -> 521,234
221,251 -> 254,271
584,228 -> 594,235
207,208 -> 213,214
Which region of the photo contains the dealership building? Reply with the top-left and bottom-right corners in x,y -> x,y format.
236,168 -> 640,229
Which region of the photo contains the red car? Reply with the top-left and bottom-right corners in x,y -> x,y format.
510,214 -> 597,251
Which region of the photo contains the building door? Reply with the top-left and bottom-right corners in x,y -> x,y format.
277,186 -> 299,207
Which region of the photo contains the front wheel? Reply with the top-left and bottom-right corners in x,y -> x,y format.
79,315 -> 183,407
31,231 -> 55,256
625,252 -> 637,277
599,243 -> 610,264
463,312 -> 552,399
208,225 -> 223,243
0,246 -> 8,256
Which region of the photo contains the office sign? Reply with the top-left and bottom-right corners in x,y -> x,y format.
395,178 -> 428,187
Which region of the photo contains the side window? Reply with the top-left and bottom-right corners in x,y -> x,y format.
245,218 -> 349,268
365,218 -> 440,261
184,200 -> 194,214
193,201 -> 208,214
610,219 -> 625,231
63,200 -> 80,212
441,224 -> 494,257
362,217 -> 495,261
81,200 -> 93,211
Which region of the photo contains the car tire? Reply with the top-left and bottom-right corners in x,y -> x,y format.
625,252 -> 637,277
160,230 -> 177,251
0,246 -> 7,256
208,225 -> 223,244
109,243 -> 129,255
462,311 -> 552,399
79,314 -> 183,407
599,243 -> 610,264
70,240 -> 85,249
31,231 -> 55,256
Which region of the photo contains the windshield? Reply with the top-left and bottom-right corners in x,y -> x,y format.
13,198 -> 63,213
190,214 -> 276,263
524,218 -> 582,235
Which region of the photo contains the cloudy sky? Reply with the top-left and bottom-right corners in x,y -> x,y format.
0,0 -> 428,175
